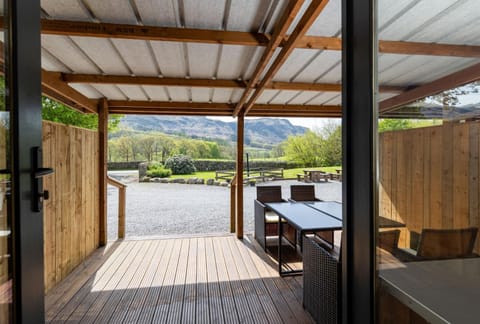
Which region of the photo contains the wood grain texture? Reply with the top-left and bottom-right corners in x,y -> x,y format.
45,235 -> 314,323
42,121 -> 100,292
379,122 -> 480,252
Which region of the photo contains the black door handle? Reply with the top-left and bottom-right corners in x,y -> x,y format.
31,147 -> 54,212
34,167 -> 54,178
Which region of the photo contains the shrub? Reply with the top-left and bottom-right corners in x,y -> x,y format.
146,167 -> 172,178
164,154 -> 197,175
146,162 -> 172,178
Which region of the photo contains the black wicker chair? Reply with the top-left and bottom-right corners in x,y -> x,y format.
303,235 -> 341,324
254,186 -> 295,251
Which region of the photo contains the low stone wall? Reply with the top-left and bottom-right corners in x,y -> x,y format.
108,161 -> 146,170
193,159 -> 301,172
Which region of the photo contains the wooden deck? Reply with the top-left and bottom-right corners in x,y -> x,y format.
45,234 -> 314,323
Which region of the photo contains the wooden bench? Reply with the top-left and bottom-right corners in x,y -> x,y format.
297,173 -> 307,182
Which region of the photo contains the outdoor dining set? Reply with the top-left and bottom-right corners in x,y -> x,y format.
253,184 -> 479,324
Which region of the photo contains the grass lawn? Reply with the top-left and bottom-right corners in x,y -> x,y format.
168,166 -> 341,181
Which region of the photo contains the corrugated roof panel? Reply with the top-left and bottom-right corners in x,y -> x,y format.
307,0 -> 341,36
212,89 -> 235,103
378,0 -> 413,31
42,35 -> 100,74
217,45 -> 258,80
143,86 -> 169,101
379,54 -> 477,86
41,48 -> 70,73
150,41 -> 186,77
316,63 -> 342,84
240,47 -> 265,80
258,48 -> 281,80
117,85 -> 148,101
191,88 -> 211,102
286,0 -> 312,35
287,91 -> 320,105
168,87 -> 190,102
70,37 -> 130,75
274,49 -> 319,82
111,39 -> 158,76
407,0 -> 480,45
269,90 -> 300,104
183,0 -> 224,29
378,93 -> 398,101
69,83 -> 103,99
135,0 -> 178,27
307,92 -> 339,105
230,89 -> 245,103
227,0 -> 273,31
255,90 -> 279,104
187,43 -> 219,78
83,0 -> 138,24
91,84 -> 127,100
324,94 -> 341,105
262,0 -> 289,34
379,0 -> 461,41
287,50 -> 341,83
41,0 -> 91,21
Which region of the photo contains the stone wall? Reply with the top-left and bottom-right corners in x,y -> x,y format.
193,159 -> 301,171
108,161 -> 146,170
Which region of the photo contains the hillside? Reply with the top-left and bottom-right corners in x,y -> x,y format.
118,116 -> 307,148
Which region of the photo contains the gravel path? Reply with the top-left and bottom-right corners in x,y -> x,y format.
107,171 -> 342,241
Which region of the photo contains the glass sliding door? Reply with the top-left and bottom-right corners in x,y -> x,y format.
0,0 -> 12,322
376,1 -> 480,322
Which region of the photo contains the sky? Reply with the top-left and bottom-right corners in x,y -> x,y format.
207,116 -> 341,130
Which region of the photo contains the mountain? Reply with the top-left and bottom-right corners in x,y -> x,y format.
118,116 -> 307,147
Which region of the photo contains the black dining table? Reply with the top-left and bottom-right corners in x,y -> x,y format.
265,201 -> 405,276
265,201 -> 342,276
307,201 -> 405,228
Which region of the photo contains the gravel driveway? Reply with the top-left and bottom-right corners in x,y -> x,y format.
107,171 -> 342,241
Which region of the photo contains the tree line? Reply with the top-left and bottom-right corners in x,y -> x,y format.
108,131 -> 225,162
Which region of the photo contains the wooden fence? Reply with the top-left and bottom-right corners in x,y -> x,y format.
379,122 -> 480,252
42,121 -> 99,292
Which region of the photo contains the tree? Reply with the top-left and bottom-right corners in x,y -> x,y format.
322,125 -> 342,166
42,97 -> 122,131
115,137 -> 133,162
138,135 -> 156,161
378,119 -> 413,132
284,130 -> 323,167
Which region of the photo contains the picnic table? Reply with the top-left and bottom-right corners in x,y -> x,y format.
297,169 -> 330,182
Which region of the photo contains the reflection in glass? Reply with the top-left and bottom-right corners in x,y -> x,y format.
0,24 -> 12,322
376,1 -> 480,322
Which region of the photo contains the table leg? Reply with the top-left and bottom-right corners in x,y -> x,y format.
278,216 -> 283,275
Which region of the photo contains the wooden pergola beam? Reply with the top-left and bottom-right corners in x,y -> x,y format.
36,18 -> 480,57
240,0 -> 330,116
232,0 -> 306,116
107,100 -> 341,117
380,62 -> 480,113
63,73 -> 405,93
42,70 -> 98,113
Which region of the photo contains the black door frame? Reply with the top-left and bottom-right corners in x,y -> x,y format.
8,0 -> 45,322
341,0 -> 377,322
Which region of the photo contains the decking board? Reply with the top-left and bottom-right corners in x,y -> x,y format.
46,235 -> 314,324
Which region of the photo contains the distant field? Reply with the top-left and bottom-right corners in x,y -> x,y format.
169,166 -> 341,181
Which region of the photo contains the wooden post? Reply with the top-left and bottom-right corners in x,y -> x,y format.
230,176 -> 236,233
118,185 -> 126,239
98,98 -> 108,246
236,114 -> 244,239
